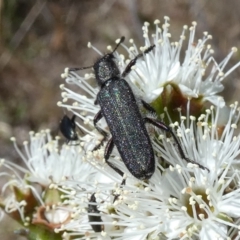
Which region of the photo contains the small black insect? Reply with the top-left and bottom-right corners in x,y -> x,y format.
59,115 -> 78,143
69,37 -> 208,180
88,193 -> 104,232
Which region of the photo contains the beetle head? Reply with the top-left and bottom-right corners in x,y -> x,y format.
93,37 -> 125,86
93,53 -> 120,86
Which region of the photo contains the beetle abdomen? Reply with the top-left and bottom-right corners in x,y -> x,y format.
97,78 -> 155,179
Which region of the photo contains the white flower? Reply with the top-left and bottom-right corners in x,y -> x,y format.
127,17 -> 240,107
8,129 -> 97,186
0,129 -> 104,229
108,102 -> 240,240
154,101 -> 240,173
54,102 -> 240,240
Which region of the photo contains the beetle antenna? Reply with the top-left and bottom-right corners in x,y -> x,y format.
112,36 -> 125,53
69,37 -> 125,72
68,66 -> 93,72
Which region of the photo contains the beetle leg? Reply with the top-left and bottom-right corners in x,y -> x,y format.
93,110 -> 108,150
105,138 -> 126,202
104,138 -> 124,178
94,111 -> 107,136
122,45 -> 155,78
141,100 -> 156,113
144,117 -> 209,172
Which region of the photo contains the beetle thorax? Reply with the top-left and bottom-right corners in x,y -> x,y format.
94,54 -> 120,86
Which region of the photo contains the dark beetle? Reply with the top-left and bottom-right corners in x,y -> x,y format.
70,37 -> 208,180
59,115 -> 78,143
88,193 -> 103,232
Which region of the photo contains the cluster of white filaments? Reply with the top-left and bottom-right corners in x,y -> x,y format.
0,130 -> 112,230
1,18 -> 240,240
57,18 -> 240,239
125,18 -> 240,107
48,103 -> 240,240
88,103 -> 240,240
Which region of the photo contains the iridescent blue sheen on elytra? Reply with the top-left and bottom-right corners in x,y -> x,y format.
97,77 -> 155,179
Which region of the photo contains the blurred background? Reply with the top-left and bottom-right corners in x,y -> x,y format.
0,0 -> 240,239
